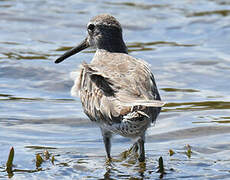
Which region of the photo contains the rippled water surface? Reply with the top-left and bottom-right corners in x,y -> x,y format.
1,0 -> 230,179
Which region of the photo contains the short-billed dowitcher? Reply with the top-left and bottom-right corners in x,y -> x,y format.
55,14 -> 164,162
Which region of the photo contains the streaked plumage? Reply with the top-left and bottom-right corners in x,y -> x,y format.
55,14 -> 164,162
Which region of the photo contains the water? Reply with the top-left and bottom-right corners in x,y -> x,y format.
1,0 -> 230,179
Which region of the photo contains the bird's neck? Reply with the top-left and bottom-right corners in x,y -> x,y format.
96,34 -> 128,54
92,48 -> 125,64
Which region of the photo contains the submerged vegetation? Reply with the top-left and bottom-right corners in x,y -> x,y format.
1,145 -> 196,178
6,147 -> 14,178
3,147 -> 56,178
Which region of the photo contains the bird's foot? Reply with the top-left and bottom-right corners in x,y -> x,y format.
138,154 -> 145,162
105,156 -> 113,165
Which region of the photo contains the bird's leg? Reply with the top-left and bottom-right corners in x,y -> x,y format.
137,137 -> 145,162
103,136 -> 111,159
101,130 -> 112,160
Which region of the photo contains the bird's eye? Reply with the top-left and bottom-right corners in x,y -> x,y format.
88,24 -> 95,31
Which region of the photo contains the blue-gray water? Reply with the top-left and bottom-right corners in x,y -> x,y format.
1,0 -> 230,179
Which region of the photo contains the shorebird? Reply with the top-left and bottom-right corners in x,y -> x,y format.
55,14 -> 164,162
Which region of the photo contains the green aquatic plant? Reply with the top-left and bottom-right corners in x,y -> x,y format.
185,144 -> 192,158
169,149 -> 175,156
36,154 -> 44,168
51,155 -> 55,165
36,150 -> 55,167
157,156 -> 166,178
6,147 -> 14,177
4,147 -> 48,178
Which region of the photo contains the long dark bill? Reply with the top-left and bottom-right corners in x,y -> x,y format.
55,38 -> 89,64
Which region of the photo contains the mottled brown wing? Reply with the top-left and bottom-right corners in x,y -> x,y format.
74,53 -> 162,124
91,53 -> 161,103
74,63 -> 122,124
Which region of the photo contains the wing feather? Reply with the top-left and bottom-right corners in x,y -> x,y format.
73,52 -> 163,124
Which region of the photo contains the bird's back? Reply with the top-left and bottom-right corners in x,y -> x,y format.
72,50 -> 162,137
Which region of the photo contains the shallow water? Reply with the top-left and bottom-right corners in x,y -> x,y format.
1,0 -> 230,179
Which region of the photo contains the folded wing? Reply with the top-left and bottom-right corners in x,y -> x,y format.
72,53 -> 164,124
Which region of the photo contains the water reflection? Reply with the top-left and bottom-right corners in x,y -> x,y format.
189,10 -> 230,17
164,101 -> 230,112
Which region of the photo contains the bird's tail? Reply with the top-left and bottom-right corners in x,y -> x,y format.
121,100 -> 165,107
